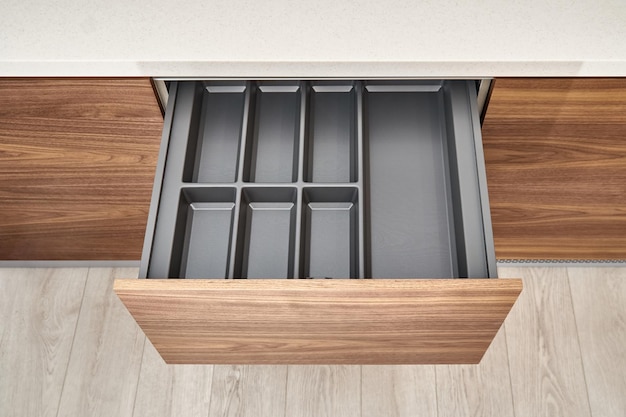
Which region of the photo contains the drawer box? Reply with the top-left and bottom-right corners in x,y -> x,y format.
115,80 -> 521,364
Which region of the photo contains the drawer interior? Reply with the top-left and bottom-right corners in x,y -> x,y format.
141,80 -> 495,279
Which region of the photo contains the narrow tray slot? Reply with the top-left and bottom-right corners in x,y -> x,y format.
235,188 -> 297,278
244,84 -> 300,183
305,84 -> 357,182
184,84 -> 246,183
364,86 -> 455,278
173,188 -> 236,278
301,188 -> 358,279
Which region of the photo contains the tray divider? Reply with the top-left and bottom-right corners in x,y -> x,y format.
227,187 -> 242,278
237,81 -> 254,184
296,81 -> 307,183
227,81 -> 254,278
293,187 -> 303,278
355,81 -> 366,278
436,88 -> 459,278
292,81 -> 308,277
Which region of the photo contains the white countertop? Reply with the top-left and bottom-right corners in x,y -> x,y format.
2,0 -> 625,77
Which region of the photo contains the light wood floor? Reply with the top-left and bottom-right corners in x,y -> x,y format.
1,267 -> 624,417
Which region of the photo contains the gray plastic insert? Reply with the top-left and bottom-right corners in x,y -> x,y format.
141,80 -> 497,279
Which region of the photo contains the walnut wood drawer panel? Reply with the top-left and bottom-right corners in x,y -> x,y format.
115,278 -> 521,364
115,79 -> 521,364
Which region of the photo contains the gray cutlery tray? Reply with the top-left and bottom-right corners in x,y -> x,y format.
141,80 -> 496,279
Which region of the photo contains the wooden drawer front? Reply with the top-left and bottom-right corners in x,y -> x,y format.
115,278 -> 522,364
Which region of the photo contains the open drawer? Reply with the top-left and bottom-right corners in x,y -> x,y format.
115,80 -> 522,364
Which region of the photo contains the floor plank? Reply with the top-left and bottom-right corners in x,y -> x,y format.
500,267 -> 592,417
0,268 -> 88,417
208,365 -> 287,417
56,268 -> 145,417
568,267 -> 626,417
133,339 -> 213,417
362,365 -> 436,417
435,326 -> 515,417
285,365 -> 361,417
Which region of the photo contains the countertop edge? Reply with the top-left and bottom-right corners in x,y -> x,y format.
2,60 -> 626,78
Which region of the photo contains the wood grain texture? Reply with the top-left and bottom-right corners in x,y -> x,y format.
482,78 -> 626,259
57,268 -> 145,417
286,365 -> 360,417
500,267 -> 592,417
133,339 -> 213,417
114,279 -> 522,364
362,365 -> 436,417
568,267 -> 626,417
0,268 -> 88,417
435,327 -> 515,417
0,78 -> 162,260
209,366 -> 287,417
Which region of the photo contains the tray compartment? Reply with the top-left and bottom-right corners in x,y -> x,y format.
363,84 -> 455,278
183,84 -> 246,183
301,187 -> 359,279
305,84 -> 357,182
235,188 -> 297,278
244,84 -> 301,183
172,188 -> 236,278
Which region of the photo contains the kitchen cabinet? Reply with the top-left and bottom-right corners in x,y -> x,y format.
3,76 -> 624,362
2,0 -> 623,367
